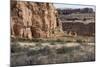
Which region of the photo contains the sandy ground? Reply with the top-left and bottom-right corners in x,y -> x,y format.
14,42 -> 94,49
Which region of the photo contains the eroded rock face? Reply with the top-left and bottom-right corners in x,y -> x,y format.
11,1 -> 62,39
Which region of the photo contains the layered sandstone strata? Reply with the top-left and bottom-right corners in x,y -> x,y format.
11,1 -> 63,39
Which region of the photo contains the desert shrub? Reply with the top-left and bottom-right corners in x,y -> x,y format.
11,42 -> 20,53
56,46 -> 80,54
56,39 -> 63,42
39,46 -> 55,55
66,40 -> 73,42
55,39 -> 66,44
27,45 -> 55,56
35,42 -> 42,47
32,38 -> 44,42
39,46 -> 51,55
47,40 -> 55,42
76,39 -> 83,43
18,38 -> 27,42
27,50 -> 39,56
50,42 -> 56,45
11,42 -> 29,53
59,41 -> 66,44
56,47 -> 69,54
11,37 -> 15,42
32,38 -> 39,42
11,37 -> 33,42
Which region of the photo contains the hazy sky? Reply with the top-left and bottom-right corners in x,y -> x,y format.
53,3 -> 95,11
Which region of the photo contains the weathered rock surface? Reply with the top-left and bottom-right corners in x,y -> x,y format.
59,12 -> 95,36
57,9 -> 95,36
11,1 -> 63,39
62,22 -> 95,36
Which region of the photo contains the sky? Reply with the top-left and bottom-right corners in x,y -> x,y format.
53,3 -> 95,11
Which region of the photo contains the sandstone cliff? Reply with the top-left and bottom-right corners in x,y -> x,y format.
11,1 -> 63,39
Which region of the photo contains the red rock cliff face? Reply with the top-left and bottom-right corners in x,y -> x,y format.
11,1 -> 62,39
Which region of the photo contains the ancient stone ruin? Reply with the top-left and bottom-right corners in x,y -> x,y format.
11,1 -> 63,39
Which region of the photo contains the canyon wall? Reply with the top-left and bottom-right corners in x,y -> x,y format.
57,9 -> 95,36
11,1 -> 62,39
62,23 -> 95,36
